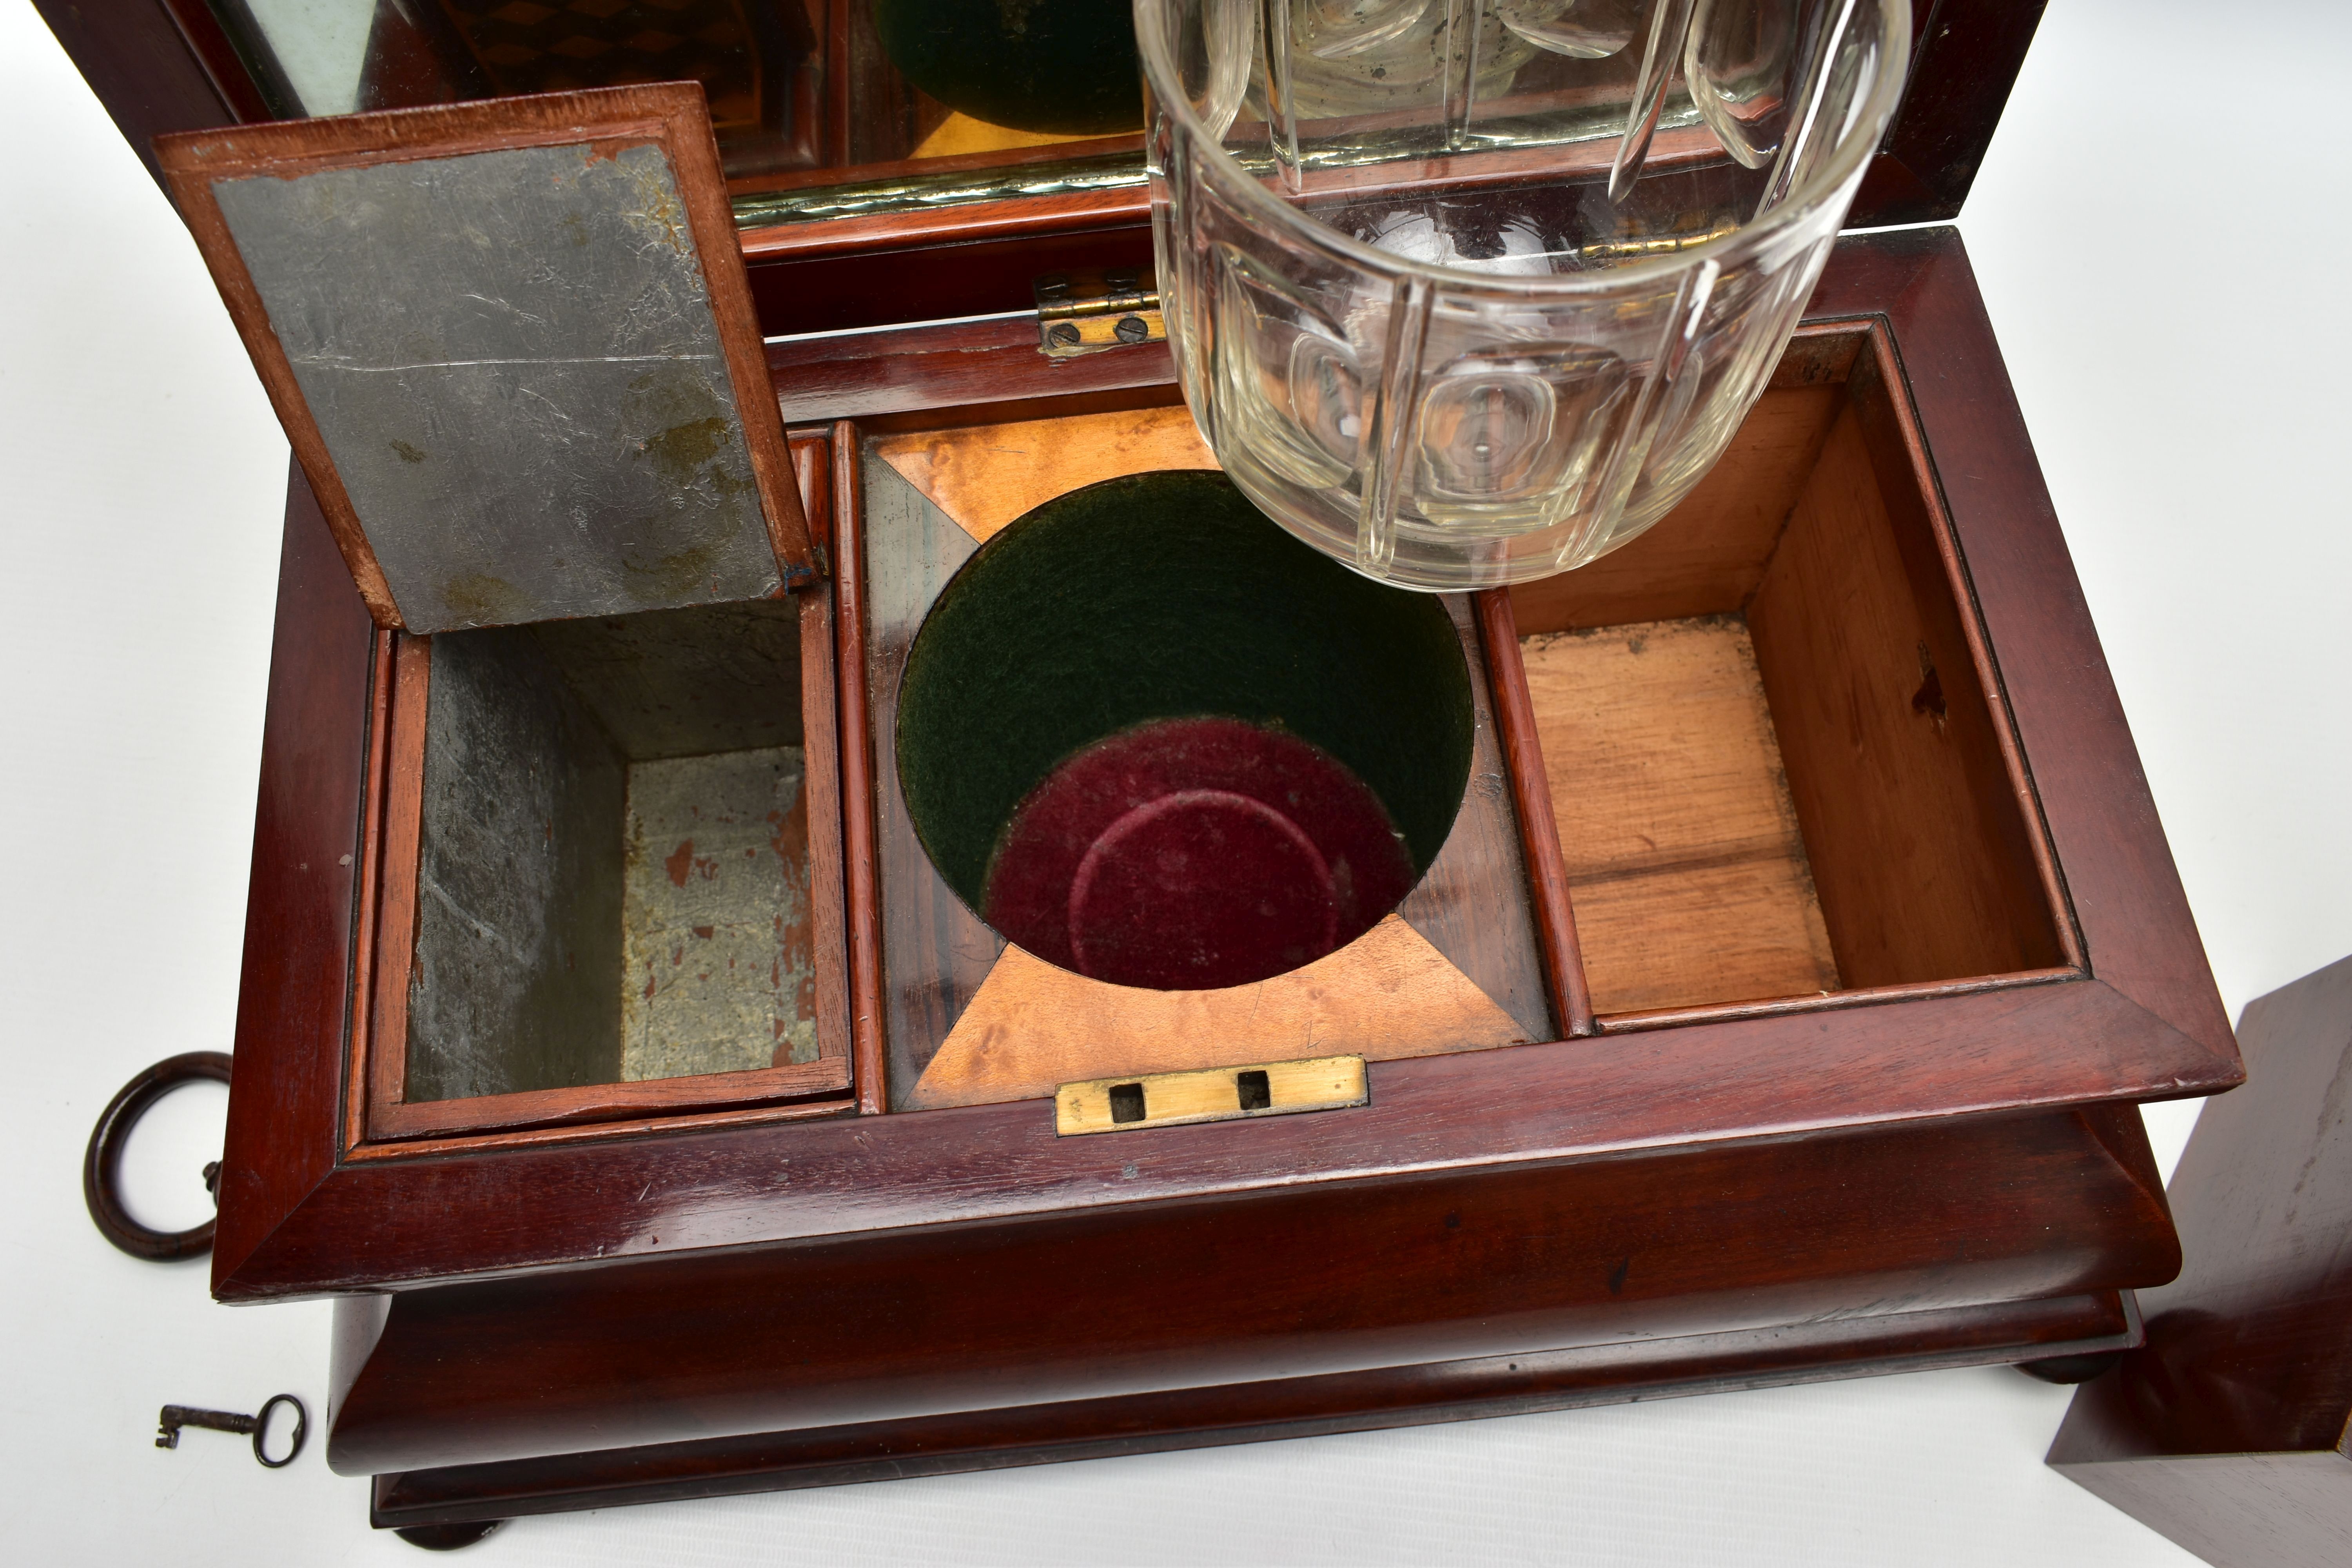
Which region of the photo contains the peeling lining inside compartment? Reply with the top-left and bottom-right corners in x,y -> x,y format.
620,746 -> 817,1081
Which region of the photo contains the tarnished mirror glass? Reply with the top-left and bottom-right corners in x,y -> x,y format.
195,2 -> 1804,239
159,85 -> 812,633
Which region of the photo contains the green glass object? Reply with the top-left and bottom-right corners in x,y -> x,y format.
873,0 -> 1145,136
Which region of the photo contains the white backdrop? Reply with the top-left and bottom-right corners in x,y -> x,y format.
4,2 -> 2345,1562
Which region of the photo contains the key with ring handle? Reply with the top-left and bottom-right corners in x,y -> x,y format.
156,1394 -> 308,1468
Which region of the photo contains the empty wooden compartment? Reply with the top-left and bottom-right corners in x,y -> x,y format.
1494,323 -> 2071,1022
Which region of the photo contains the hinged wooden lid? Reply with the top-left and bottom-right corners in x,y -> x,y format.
156,84 -> 817,633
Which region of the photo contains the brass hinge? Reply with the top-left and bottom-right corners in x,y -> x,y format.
1054,1055 -> 1367,1135
1035,267 -> 1166,359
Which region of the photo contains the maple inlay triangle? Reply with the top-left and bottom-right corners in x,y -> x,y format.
872,405 -> 1217,543
907,913 -> 1533,1109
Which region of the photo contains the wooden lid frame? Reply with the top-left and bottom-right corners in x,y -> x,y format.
156,84 -> 818,632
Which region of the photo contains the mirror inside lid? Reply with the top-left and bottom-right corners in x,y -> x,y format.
191,0 -> 1151,227
156,83 -> 815,634
179,1 -> 1979,252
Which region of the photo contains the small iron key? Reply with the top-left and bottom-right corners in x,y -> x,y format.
156,1394 -> 308,1468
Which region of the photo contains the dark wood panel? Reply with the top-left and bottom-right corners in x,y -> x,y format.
731,133 -> 1143,204
372,1287 -> 2138,1527
745,212 -> 1157,338
370,1060 -> 853,1142
830,420 -> 888,1114
722,1 -> 2044,332
222,973 -> 2199,1305
793,435 -> 858,1099
1852,0 -> 2049,226
358,636 -> 422,1144
47,0 -> 2040,328
2046,1453 -> 2352,1568
212,462 -> 377,1293
325,1103 -> 2174,1474
1475,589 -> 1592,1038
2051,955 -> 2352,1461
30,0 -> 243,190
767,314 -> 1178,428
2046,955 -> 2352,1566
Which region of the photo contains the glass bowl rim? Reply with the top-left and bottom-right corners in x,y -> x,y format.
1131,0 -> 1914,297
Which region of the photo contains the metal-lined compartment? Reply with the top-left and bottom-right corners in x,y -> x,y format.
403,601 -> 822,1101
355,434 -> 853,1144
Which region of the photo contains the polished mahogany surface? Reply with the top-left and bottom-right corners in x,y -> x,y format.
2046,954 -> 2352,1568
189,224 -> 2238,1530
212,228 -> 2234,1314
28,0 -> 252,187
331,1102 -> 2172,1477
368,1289 -> 2136,1527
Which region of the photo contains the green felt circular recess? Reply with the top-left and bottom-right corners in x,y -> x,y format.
872,0 -> 1145,136
897,470 -> 1475,914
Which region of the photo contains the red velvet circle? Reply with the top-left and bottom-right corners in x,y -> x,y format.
981,717 -> 1416,989
1067,789 -> 1340,986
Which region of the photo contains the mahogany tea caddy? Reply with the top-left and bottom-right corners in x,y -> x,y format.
36,0 -> 2242,1535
